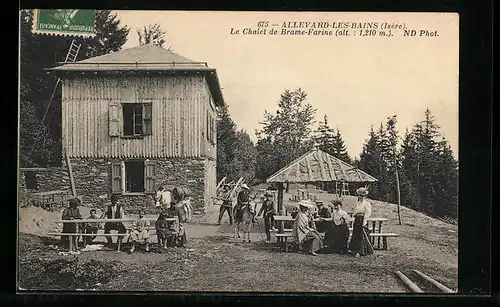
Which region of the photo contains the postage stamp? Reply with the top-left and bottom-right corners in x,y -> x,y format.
32,9 -> 96,37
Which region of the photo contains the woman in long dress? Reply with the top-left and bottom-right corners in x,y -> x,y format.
323,200 -> 351,254
292,200 -> 324,256
348,187 -> 375,257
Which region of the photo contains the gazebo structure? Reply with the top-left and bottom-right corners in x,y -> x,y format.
266,148 -> 378,216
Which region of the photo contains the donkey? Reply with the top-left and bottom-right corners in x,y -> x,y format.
233,200 -> 256,243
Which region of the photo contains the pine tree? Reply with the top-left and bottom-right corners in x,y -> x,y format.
256,88 -> 316,181
313,115 -> 336,156
20,9 -> 130,166
331,128 -> 352,164
358,127 -> 385,200
216,104 -> 239,182
137,23 -> 170,49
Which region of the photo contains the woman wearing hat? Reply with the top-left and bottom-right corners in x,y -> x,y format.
292,200 -> 324,256
348,187 -> 374,257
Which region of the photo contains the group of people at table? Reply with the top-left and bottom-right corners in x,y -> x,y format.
218,185 -> 375,257
291,187 -> 375,257
60,188 -> 186,252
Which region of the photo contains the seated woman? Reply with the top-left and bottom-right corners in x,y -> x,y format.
292,200 -> 324,256
348,187 -> 375,257
129,209 -> 150,253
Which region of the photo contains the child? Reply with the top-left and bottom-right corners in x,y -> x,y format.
155,212 -> 169,249
129,209 -> 150,253
84,209 -> 100,245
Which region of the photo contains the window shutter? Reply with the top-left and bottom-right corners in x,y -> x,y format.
143,103 -> 153,135
206,110 -> 210,141
109,101 -> 120,137
144,160 -> 156,194
111,162 -> 123,194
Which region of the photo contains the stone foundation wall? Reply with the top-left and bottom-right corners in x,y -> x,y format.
19,157 -> 210,215
18,167 -> 70,207
69,157 -> 207,214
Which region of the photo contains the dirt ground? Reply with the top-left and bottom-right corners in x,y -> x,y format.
18,185 -> 458,292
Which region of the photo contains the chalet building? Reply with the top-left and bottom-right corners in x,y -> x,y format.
42,43 -> 224,212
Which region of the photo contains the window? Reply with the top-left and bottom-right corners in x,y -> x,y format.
206,111 -> 216,144
108,101 -> 152,137
125,160 -> 145,193
25,171 -> 38,190
122,103 -> 152,136
111,160 -> 156,194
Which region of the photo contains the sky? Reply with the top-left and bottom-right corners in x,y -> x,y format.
114,11 -> 459,159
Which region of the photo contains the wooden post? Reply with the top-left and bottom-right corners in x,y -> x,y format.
277,183 -> 284,243
64,147 -> 77,197
395,168 -> 402,225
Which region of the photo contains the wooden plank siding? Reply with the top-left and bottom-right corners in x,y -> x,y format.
61,75 -> 217,159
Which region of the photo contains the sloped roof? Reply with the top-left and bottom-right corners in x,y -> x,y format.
266,148 -> 378,183
47,44 -> 225,106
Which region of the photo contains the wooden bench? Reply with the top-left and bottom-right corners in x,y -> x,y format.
369,233 -> 398,250
47,232 -> 131,251
274,233 -> 294,252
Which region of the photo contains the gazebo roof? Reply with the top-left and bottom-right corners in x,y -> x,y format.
266,148 -> 378,183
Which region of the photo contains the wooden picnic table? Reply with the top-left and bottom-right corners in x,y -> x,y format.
53,217 -> 178,251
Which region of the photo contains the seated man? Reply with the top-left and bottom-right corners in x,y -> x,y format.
100,195 -> 127,249
155,212 -> 169,249
129,209 -> 150,253
84,209 -> 100,245
314,201 -> 332,233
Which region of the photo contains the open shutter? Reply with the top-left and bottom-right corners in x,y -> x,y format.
144,160 -> 156,194
143,103 -> 152,135
111,162 -> 123,194
206,110 -> 210,141
109,101 -> 120,137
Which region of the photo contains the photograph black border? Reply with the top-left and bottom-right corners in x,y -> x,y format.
10,0 -> 494,305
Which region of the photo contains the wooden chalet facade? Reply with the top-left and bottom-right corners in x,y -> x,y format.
45,43 -> 224,212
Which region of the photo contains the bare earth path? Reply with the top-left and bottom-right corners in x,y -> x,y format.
18,186 -> 457,292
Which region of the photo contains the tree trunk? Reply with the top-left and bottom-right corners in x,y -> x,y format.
395,168 -> 402,225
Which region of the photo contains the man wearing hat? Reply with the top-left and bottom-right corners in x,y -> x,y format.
61,197 -> 83,248
100,195 -> 127,248
234,183 -> 251,224
257,191 -> 276,241
348,187 -> 374,257
217,184 -> 234,225
292,200 -> 324,256
314,201 -> 331,233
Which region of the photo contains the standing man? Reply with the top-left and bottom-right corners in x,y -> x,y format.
257,191 -> 276,242
61,198 -> 82,249
100,195 -> 126,249
217,185 -> 234,225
